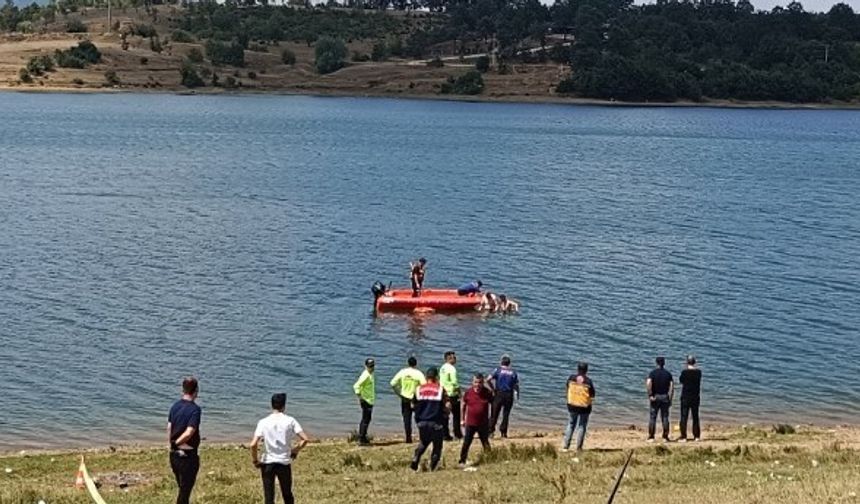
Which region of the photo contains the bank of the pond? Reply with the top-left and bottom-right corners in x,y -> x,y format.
2,425 -> 859,504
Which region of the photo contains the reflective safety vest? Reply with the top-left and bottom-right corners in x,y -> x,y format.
567,376 -> 592,408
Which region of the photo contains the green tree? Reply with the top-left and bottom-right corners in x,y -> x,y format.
314,36 -> 347,74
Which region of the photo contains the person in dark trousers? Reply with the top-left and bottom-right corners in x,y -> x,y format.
646,356 -> 674,442
167,377 -> 202,504
679,355 -> 702,442
459,373 -> 493,466
410,258 -> 426,297
352,358 -> 376,446
439,350 -> 462,441
410,367 -> 451,471
250,393 -> 310,504
457,280 -> 483,296
488,354 -> 519,438
563,361 -> 596,452
390,356 -> 426,443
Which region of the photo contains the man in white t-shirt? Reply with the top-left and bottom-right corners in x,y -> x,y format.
250,393 -> 310,504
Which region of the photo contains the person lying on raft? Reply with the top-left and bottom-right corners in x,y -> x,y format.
497,295 -> 519,313
457,280 -> 483,296
479,292 -> 500,312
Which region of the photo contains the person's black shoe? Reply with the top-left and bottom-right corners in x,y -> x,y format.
405,438 -> 412,444
410,460 -> 419,471
444,435 -> 454,442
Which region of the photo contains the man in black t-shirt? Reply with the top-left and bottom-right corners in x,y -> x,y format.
645,357 -> 674,442
410,258 -> 426,297
167,377 -> 202,504
679,355 -> 702,441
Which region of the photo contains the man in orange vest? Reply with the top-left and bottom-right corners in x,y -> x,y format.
562,361 -> 595,452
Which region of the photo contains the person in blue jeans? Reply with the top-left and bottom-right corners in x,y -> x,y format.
646,356 -> 674,442
563,361 -> 595,452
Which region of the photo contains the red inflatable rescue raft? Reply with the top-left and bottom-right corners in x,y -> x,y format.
374,287 -> 481,313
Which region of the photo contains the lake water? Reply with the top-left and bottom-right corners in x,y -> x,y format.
1,93 -> 859,451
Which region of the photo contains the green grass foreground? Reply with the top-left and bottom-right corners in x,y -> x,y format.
2,426 -> 859,504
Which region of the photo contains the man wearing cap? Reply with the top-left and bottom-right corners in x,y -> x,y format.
353,358 -> 376,446
646,356 -> 674,442
390,356 -> 426,443
678,355 -> 702,442
410,258 -> 427,297
250,393 -> 310,504
439,350 -> 462,441
167,377 -> 201,504
488,355 -> 519,438
411,367 -> 451,471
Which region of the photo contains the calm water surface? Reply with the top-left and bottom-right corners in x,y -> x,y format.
1,93 -> 859,450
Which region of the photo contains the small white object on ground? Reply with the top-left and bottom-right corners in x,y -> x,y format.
4,467 -> 11,474
38,500 -> 46,504
572,457 -> 580,464
811,459 -> 819,468
463,467 -> 478,472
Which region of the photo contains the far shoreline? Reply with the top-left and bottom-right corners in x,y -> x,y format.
3,85 -> 860,111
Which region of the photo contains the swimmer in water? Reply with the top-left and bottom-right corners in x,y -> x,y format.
497,295 -> 519,313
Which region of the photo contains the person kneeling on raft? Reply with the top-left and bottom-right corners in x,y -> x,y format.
458,280 -> 482,296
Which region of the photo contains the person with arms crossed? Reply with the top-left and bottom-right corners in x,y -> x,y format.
353,358 -> 376,446
646,356 -> 674,442
410,367 -> 451,472
678,355 -> 702,442
439,350 -> 462,441
250,393 -> 310,504
488,354 -> 520,438
562,361 -> 596,452
390,355 -> 426,443
459,373 -> 493,467
167,377 -> 202,504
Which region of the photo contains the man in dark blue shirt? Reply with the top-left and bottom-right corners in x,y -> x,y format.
167,377 -> 202,504
488,354 -> 520,438
646,357 -> 674,442
457,280 -> 483,296
410,367 -> 451,472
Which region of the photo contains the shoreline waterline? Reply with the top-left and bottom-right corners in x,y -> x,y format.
2,86 -> 860,110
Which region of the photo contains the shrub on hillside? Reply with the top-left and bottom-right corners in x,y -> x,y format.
351,51 -> 369,62
440,70 -> 484,95
187,48 -> 204,63
426,56 -> 443,68
314,36 -> 346,74
281,49 -> 296,65
180,62 -> 205,88
205,40 -> 245,67
65,18 -> 86,33
371,40 -> 387,62
19,68 -> 33,83
27,55 -> 54,76
55,40 -> 101,69
104,70 -> 120,86
248,43 -> 269,53
475,55 -> 490,73
171,29 -> 195,43
133,23 -> 157,38
150,36 -> 163,54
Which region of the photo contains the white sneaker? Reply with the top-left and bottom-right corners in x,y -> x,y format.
561,448 -> 570,453
693,438 -> 701,442
646,438 -> 655,443
679,438 -> 687,443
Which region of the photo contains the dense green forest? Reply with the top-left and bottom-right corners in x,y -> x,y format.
2,0 -> 859,102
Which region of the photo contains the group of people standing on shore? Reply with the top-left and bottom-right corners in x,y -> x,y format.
165,354 -> 702,504
352,352 -> 520,470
